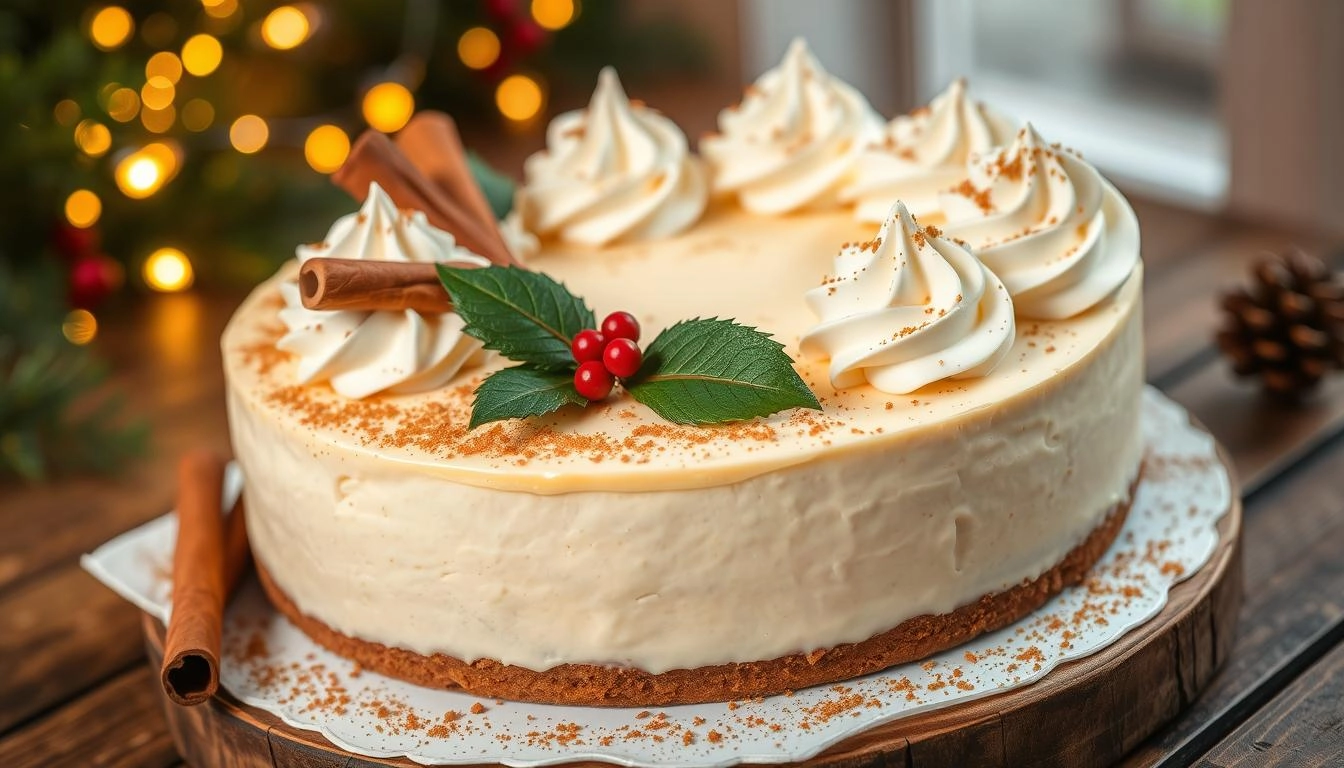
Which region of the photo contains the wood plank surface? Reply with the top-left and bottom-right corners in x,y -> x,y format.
0,666 -> 178,768
1195,638 -> 1344,767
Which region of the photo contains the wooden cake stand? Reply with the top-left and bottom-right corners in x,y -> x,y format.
142,455 -> 1242,768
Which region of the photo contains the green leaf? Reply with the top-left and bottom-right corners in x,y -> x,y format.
626,318 -> 821,425
470,366 -> 587,430
467,152 -> 516,220
437,265 -> 595,370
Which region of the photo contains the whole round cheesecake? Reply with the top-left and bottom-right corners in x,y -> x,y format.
223,42 -> 1145,706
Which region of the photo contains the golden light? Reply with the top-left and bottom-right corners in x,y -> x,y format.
64,190 -> 102,229
141,104 -> 176,133
74,119 -> 112,157
115,143 -> 179,199
62,309 -> 98,346
496,74 -> 545,123
181,99 -> 215,132
141,76 -> 175,110
229,114 -> 269,153
54,99 -> 82,127
304,124 -> 350,173
202,0 -> 238,20
143,247 -> 194,293
145,51 -> 183,84
457,27 -> 500,70
89,6 -> 133,51
261,5 -> 310,50
181,34 -> 223,76
531,0 -> 578,31
106,87 -> 139,122
362,82 -> 414,133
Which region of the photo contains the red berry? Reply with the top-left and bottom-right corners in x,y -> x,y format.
574,360 -> 614,401
571,329 -> 606,364
603,338 -> 643,378
601,311 -> 641,342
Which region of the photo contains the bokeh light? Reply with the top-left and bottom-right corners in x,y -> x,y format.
531,0 -> 578,31
261,6 -> 310,50
457,27 -> 500,70
181,99 -> 215,132
63,309 -> 99,345
304,124 -> 350,173
89,6 -> 133,51
202,0 -> 238,20
115,143 -> 179,199
143,247 -> 194,292
54,99 -> 82,127
140,12 -> 177,47
141,104 -> 176,133
146,51 -> 183,84
106,87 -> 140,122
140,76 -> 175,110
181,34 -> 223,76
229,114 -> 269,153
496,74 -> 545,123
65,190 -> 102,229
362,82 -> 414,133
74,119 -> 112,157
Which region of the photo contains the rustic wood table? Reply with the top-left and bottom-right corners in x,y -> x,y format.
1,197 -> 1342,767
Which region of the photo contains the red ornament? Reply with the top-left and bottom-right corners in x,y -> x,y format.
603,338 -> 643,378
68,254 -> 119,308
507,19 -> 547,55
571,329 -> 606,364
574,360 -> 614,401
51,222 -> 99,261
601,311 -> 641,342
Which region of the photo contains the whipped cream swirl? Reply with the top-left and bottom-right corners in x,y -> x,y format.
277,182 -> 490,399
941,123 -> 1140,319
518,67 -> 707,246
843,79 -> 1016,222
702,38 -> 881,215
800,202 -> 1015,394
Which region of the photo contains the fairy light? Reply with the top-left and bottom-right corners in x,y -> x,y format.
65,190 -> 102,229
457,27 -> 500,70
496,74 -> 545,123
304,124 -> 350,173
141,104 -> 176,133
229,115 -> 269,153
362,82 -> 414,133
140,76 -> 175,111
143,247 -> 194,292
89,6 -> 133,51
106,87 -> 140,122
181,34 -> 223,76
181,99 -> 215,132
531,0 -> 578,31
115,143 -> 179,199
54,99 -> 82,127
261,6 -> 311,50
62,309 -> 99,345
74,119 -> 112,157
202,0 -> 238,20
146,51 -> 183,84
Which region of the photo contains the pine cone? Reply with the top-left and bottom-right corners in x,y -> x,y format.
1216,250 -> 1344,399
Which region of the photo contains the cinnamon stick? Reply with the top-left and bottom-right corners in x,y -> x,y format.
333,130 -> 519,268
396,111 -> 511,258
299,257 -> 450,314
161,451 -> 230,707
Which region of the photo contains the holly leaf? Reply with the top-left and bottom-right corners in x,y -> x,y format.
626,318 -> 821,425
437,265 -> 595,370
470,366 -> 587,429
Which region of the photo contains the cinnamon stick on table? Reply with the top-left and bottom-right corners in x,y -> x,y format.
161,450 -> 247,707
299,257 -> 450,314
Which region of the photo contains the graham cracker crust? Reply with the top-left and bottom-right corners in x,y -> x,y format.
257,470 -> 1138,707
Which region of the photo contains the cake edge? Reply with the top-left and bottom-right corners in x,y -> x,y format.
255,464 -> 1140,708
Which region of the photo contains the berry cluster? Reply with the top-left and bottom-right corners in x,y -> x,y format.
571,311 -> 643,401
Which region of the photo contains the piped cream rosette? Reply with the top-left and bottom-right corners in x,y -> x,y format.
277,182 -> 490,399
801,202 -> 1015,394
